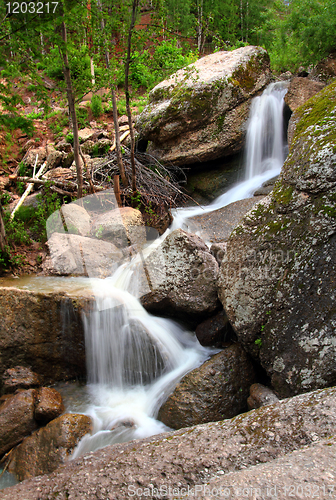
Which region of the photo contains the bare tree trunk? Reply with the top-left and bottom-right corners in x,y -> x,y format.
60,21 -> 83,199
125,0 -> 140,196
246,1 -> 249,43
197,0 -> 203,54
113,174 -> 122,208
0,202 -> 8,253
240,0 -> 244,42
97,0 -> 128,188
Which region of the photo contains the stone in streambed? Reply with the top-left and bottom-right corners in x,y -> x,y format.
90,207 -> 145,249
158,344 -> 255,429
247,383 -> 279,410
284,76 -> 325,112
3,386 -> 336,499
2,366 -> 41,394
140,229 -> 220,323
0,287 -> 88,383
195,310 -> 235,347
188,196 -> 264,244
7,413 -> 92,481
0,389 -> 38,456
34,387 -> 64,424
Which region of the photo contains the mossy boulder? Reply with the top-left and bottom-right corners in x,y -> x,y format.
136,46 -> 271,166
218,80 -> 336,397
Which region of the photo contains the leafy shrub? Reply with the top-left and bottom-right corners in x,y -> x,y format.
76,107 -> 89,129
66,133 -> 74,144
91,95 -> 103,118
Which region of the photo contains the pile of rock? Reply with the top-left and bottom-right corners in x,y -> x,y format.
0,366 -> 91,481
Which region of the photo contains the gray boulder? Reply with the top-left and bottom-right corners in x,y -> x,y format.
218,80 -> 336,397
158,344 -> 256,429
45,233 -> 123,278
140,229 -> 220,322
3,386 -> 336,499
136,46 -> 271,166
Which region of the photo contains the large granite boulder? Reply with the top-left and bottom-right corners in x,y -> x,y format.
158,344 -> 256,429
136,46 -> 271,166
140,229 -> 220,322
3,386 -> 336,499
0,287 -> 90,384
218,80 -> 336,397
44,233 -> 123,278
8,413 -> 92,481
284,76 -> 325,111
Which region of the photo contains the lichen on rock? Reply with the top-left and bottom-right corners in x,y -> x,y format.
218,79 -> 336,397
136,46 -> 271,166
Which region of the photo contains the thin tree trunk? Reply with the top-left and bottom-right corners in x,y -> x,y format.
197,0 -> 203,54
246,1 -> 249,43
0,202 -> 8,253
240,0 -> 243,42
125,0 -> 140,196
113,174 -> 122,208
97,0 -> 128,188
60,21 -> 83,199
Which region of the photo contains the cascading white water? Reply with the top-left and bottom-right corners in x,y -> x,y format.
245,82 -> 288,180
71,81 -> 289,458
171,81 -> 289,230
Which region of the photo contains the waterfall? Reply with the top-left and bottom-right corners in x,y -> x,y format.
70,81 -> 289,457
171,81 -> 289,230
245,82 -> 289,180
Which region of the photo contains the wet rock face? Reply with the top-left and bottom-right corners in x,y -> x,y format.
195,310 -> 235,347
34,387 -> 65,424
136,46 -> 271,166
3,386 -> 336,500
218,81 -> 336,397
247,383 -> 279,410
8,413 -> 92,481
2,366 -> 41,394
284,77 -> 325,112
0,389 -> 38,456
140,229 -> 220,323
158,344 -> 256,429
0,287 -> 88,383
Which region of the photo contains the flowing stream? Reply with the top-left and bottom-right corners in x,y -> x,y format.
0,82 -> 289,479
71,81 -> 289,457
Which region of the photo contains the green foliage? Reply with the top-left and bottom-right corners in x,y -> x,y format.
262,0 -> 336,72
48,111 -> 69,137
0,114 -> 34,137
76,107 -> 89,129
131,190 -> 142,210
91,95 -> 103,118
66,133 -> 74,145
117,98 -> 127,116
0,192 -> 11,206
255,338 -> 262,347
33,185 -> 62,242
4,211 -> 31,246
